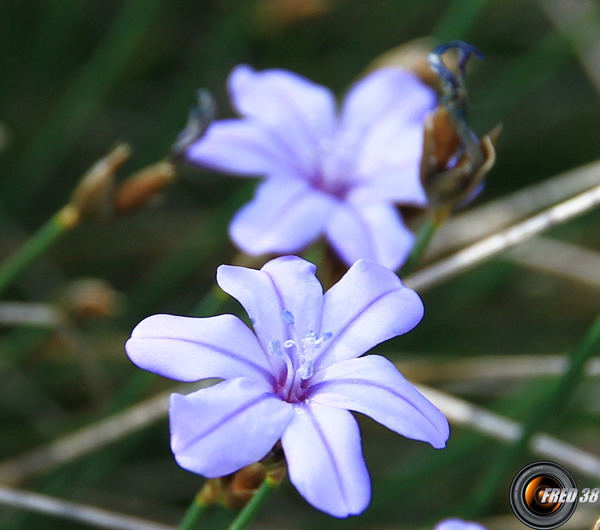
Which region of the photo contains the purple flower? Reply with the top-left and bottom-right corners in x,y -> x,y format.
125,256 -> 449,517
186,65 -> 435,270
434,519 -> 488,530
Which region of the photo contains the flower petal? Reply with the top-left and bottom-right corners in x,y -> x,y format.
349,165 -> 428,206
229,178 -> 335,256
340,68 -> 435,136
354,120 -> 427,204
126,314 -> 275,384
217,256 -> 323,357
324,200 -> 415,270
185,119 -> 303,179
281,402 -> 370,517
313,259 -> 423,371
434,519 -> 488,530
229,65 -> 336,175
170,378 -> 293,477
357,119 -> 425,175
308,355 -> 449,448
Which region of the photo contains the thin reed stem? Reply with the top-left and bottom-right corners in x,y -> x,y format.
406,181 -> 600,292
226,478 -> 277,530
0,206 -> 78,296
399,216 -> 438,277
177,493 -> 209,530
469,310 -> 600,514
0,484 -> 174,530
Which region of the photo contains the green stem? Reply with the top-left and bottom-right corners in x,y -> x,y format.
469,310 -> 600,515
177,493 -> 209,530
226,478 -> 277,530
399,217 -> 438,277
0,206 -> 77,296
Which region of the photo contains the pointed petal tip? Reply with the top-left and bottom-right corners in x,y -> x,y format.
429,417 -> 450,449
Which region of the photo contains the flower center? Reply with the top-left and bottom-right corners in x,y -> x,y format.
309,134 -> 359,199
267,310 -> 332,402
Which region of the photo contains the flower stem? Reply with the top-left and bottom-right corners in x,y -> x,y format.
0,205 -> 79,296
469,309 -> 600,514
225,477 -> 277,530
399,216 -> 438,277
177,492 -> 209,530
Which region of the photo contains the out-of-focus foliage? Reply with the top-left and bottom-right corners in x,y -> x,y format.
1,1 -> 600,529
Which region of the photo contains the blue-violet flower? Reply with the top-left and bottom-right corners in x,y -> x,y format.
186,65 -> 435,270
126,256 -> 449,517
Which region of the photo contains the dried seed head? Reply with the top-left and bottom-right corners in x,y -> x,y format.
421,114 -> 501,224
419,42 -> 501,223
69,143 -> 131,222
114,160 -> 176,216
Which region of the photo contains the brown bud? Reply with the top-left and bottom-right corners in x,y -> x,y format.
114,160 -> 176,216
265,459 -> 287,486
60,278 -> 124,321
206,443 -> 289,510
69,144 -> 131,223
420,104 -> 501,223
198,478 -> 226,506
225,463 -> 267,509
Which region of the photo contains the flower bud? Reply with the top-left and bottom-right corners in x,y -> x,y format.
198,478 -> 225,506
114,160 -> 176,216
420,106 -> 501,222
226,463 -> 267,509
60,278 -> 123,321
68,143 -> 131,223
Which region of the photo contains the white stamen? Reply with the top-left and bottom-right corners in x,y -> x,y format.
302,330 -> 317,348
299,359 -> 314,380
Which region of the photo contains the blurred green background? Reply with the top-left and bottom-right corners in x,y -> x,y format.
1,0 -> 600,528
